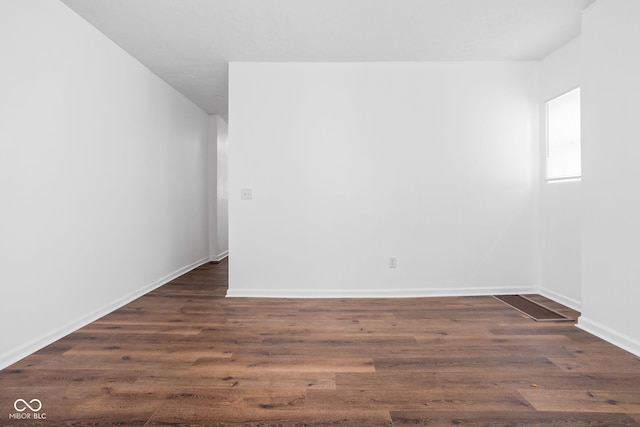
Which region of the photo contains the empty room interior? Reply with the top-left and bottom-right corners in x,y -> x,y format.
1,0 -> 640,425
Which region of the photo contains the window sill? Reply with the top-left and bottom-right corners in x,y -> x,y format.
546,177 -> 581,183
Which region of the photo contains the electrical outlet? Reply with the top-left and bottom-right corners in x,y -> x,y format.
389,257 -> 397,268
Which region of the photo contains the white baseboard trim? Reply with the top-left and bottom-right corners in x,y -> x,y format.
210,250 -> 228,263
576,317 -> 640,358
538,287 -> 581,311
226,286 -> 539,299
0,257 -> 210,370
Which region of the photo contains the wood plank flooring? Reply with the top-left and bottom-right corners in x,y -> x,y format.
2,259 -> 640,426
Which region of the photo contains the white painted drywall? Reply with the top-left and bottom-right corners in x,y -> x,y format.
216,117 -> 229,260
228,62 -> 539,297
208,115 -> 229,262
579,0 -> 640,356
208,116 -> 220,260
538,37 -> 582,309
0,0 -> 210,368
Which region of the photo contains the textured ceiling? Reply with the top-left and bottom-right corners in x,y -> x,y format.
60,0 -> 596,119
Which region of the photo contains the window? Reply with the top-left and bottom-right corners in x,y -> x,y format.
546,88 -> 581,181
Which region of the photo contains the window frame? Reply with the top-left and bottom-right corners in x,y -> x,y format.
545,87 -> 582,183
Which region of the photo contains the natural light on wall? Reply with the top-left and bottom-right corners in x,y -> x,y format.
546,88 -> 581,181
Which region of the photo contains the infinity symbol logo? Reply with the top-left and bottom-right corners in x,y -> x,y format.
14,399 -> 42,412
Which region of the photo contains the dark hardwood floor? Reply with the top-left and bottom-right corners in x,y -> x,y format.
2,259 -> 640,426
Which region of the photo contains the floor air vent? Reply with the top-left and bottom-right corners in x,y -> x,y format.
494,295 -> 574,322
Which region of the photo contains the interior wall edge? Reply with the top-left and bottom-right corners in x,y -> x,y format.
577,316 -> 640,358
0,256 -> 210,371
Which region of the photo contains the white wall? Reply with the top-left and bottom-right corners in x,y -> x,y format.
216,117 -> 229,259
229,62 -> 539,297
208,115 -> 229,262
208,116 -> 220,261
579,0 -> 640,356
538,37 -> 582,309
0,0 -> 210,368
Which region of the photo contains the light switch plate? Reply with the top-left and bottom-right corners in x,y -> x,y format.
241,188 -> 253,200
